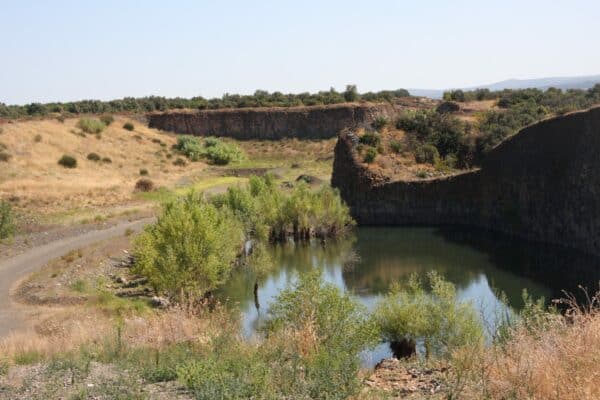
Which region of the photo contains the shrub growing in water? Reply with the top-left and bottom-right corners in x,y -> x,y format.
133,193 -> 244,302
58,155 -> 77,168
0,201 -> 15,239
77,118 -> 106,134
373,272 -> 483,358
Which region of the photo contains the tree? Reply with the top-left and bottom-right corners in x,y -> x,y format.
343,84 -> 359,102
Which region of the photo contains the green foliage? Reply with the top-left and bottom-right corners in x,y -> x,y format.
0,86 -> 412,119
414,144 -> 439,164
363,147 -> 377,163
58,154 -> 77,168
178,271 -> 378,400
372,116 -> 389,131
139,168 -> 149,176
211,175 -> 354,241
123,122 -> 135,131
265,271 -> 379,399
389,139 -> 403,153
101,157 -> 112,163
77,118 -> 106,134
0,201 -> 15,239
86,152 -> 101,161
359,131 -> 381,146
133,193 -> 244,302
99,115 -> 114,126
373,272 -> 484,357
175,136 -> 244,165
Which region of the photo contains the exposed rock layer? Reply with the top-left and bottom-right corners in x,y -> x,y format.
146,100 -> 432,139
332,107 -> 600,255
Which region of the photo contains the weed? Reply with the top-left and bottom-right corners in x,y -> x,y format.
77,118 -> 106,134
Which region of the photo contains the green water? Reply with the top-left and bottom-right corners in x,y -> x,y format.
218,227 -> 600,366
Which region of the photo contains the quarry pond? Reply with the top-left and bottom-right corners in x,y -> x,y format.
217,227 -> 600,367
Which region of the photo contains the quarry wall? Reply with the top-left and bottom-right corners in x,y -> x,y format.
331,107 -> 600,255
147,102 -> 416,140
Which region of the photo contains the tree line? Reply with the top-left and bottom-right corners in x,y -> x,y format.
0,85 -> 410,119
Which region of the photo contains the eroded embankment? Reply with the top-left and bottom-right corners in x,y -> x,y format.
147,99 -> 433,139
332,106 -> 600,256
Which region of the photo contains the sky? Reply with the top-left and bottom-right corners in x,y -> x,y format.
1,0 -> 600,104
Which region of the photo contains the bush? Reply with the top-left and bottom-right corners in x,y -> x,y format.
363,147 -> 377,163
373,272 -> 483,357
359,131 -> 380,146
87,152 -> 101,161
123,122 -> 135,131
0,201 -> 15,239
176,136 -> 244,165
372,116 -> 389,131
77,118 -> 106,134
0,152 -> 10,162
264,271 -> 379,399
101,157 -> 112,163
390,139 -> 403,153
58,154 -> 77,168
99,115 -> 114,126
134,178 -> 154,192
139,168 -> 149,176
34,134 -> 42,143
133,193 -> 244,302
414,144 -> 439,164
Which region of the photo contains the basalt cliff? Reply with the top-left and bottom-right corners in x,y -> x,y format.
332,106 -> 600,256
147,99 -> 433,140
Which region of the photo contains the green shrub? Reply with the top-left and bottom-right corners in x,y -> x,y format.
56,115 -> 66,123
373,272 -> 483,357
363,147 -> 377,163
58,154 -> 77,168
264,271 -> 379,399
77,118 -> 106,134
414,144 -> 439,164
87,152 -> 101,161
123,122 -> 135,131
0,201 -> 15,239
99,115 -> 114,126
390,139 -> 403,153
134,178 -> 154,192
133,193 -> 244,302
176,136 -> 244,165
359,131 -> 380,146
372,116 -> 389,131
139,168 -> 149,176
101,157 -> 112,163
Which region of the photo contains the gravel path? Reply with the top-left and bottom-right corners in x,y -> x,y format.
0,218 -> 153,337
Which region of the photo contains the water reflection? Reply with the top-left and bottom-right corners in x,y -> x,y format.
217,227 -> 600,365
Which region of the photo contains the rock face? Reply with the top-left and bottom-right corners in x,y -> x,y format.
332,106 -> 600,256
147,101 -> 422,140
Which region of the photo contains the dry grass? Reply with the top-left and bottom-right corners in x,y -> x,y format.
0,116 -> 207,218
453,291 -> 600,400
0,305 -> 224,363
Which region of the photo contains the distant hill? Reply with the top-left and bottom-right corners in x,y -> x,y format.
409,74 -> 600,99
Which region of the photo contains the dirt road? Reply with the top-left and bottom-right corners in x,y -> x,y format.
0,218 -> 153,337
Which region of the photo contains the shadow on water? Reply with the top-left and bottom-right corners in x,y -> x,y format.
217,226 -> 600,366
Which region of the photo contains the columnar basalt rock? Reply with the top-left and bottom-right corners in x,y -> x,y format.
146,101 -> 429,140
332,106 -> 600,256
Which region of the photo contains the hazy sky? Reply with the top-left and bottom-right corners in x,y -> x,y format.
2,0 -> 599,104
